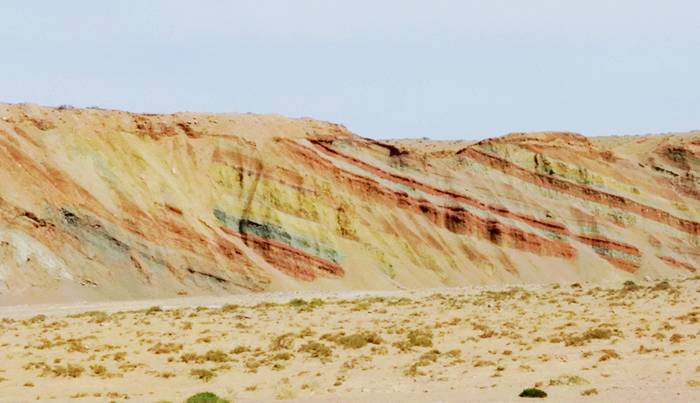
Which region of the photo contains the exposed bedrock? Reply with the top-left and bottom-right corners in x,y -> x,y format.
0,103 -> 698,301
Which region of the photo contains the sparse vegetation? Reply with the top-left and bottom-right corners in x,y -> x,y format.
3,277 -> 700,400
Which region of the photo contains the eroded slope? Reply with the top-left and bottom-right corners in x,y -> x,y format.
0,104 -> 698,302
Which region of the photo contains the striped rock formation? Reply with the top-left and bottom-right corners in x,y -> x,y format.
0,103 -> 698,302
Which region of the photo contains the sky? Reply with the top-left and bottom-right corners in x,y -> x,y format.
1,1 -> 699,140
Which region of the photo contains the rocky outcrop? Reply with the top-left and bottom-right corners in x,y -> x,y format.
0,104 -> 698,302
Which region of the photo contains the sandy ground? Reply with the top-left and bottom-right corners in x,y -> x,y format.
1,277 -> 699,402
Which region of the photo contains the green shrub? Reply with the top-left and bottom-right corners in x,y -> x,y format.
185,392 -> 230,403
519,388 -> 547,398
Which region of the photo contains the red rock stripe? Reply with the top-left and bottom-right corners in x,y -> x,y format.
458,147 -> 700,236
288,140 -> 576,260
220,225 -> 344,281
488,205 -> 570,235
599,256 -> 639,273
300,140 -> 649,271
658,255 -> 697,273
573,234 -> 642,257
310,140 -> 570,236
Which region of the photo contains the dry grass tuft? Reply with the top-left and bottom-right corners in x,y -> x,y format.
149,342 -> 183,354
581,388 -> 599,396
564,327 -> 617,346
298,341 -> 333,360
190,368 -> 217,382
322,331 -> 383,349
549,375 -> 589,386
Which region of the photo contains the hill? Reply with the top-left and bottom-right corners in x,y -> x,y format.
0,103 -> 698,303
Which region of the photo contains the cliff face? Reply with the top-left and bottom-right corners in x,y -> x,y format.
0,104 -> 698,302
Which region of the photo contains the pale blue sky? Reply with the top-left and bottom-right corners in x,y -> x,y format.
1,1 -> 698,139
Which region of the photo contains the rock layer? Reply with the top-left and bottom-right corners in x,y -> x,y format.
0,104 -> 698,302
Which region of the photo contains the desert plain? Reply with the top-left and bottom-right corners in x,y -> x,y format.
1,276 -> 700,402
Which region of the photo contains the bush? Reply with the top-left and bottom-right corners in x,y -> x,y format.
652,280 -> 672,291
581,388 -> 598,396
519,388 -> 547,398
270,333 -> 296,350
204,350 -> 229,362
622,280 -> 641,292
221,304 -> 239,312
185,392 -> 230,403
145,306 -> 163,315
321,331 -> 382,349
298,341 -> 332,359
338,332 -> 382,349
90,364 -> 107,376
548,375 -> 588,386
149,342 -> 183,354
47,364 -> 84,378
68,310 -> 109,323
287,298 -> 324,312
564,327 -> 614,346
407,329 -> 433,347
